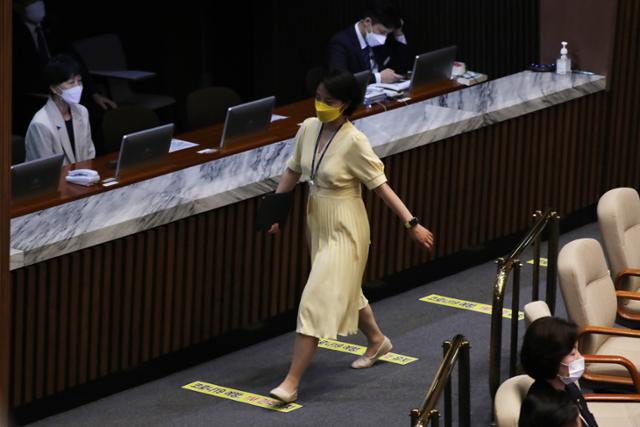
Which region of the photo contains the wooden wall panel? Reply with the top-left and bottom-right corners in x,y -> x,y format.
603,0 -> 640,191
539,0 -> 617,76
1,0 -> 11,422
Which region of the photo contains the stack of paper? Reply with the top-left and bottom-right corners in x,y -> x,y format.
456,71 -> 488,86
364,86 -> 387,104
371,80 -> 411,92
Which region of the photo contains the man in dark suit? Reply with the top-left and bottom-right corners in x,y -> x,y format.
327,0 -> 410,84
12,0 -> 116,136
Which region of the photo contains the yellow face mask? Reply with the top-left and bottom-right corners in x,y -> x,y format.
315,100 -> 344,123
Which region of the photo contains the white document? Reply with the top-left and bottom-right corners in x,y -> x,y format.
271,114 -> 288,122
370,80 -> 411,92
170,138 -> 199,153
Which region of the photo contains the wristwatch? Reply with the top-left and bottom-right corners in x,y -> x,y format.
404,217 -> 419,229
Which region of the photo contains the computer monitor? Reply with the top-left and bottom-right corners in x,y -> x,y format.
354,71 -> 370,104
219,96 -> 275,149
11,153 -> 64,200
115,123 -> 174,177
410,45 -> 457,88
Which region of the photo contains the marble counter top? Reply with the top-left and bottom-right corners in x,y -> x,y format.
10,71 -> 606,270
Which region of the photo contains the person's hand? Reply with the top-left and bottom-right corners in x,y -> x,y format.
380,68 -> 404,83
92,93 -> 118,110
409,224 -> 435,254
268,223 -> 280,234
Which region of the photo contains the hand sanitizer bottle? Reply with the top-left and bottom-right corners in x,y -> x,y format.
556,41 -> 572,75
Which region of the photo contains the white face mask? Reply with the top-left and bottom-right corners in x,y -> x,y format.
365,24 -> 387,47
59,85 -> 83,105
559,356 -> 585,385
24,0 -> 46,24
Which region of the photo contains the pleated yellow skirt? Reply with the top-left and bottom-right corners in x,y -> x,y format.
296,186 -> 370,339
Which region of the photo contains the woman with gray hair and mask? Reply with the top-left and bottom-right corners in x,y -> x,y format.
25,54 -> 96,165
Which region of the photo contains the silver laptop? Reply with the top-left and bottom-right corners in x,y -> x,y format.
219,96 -> 275,149
11,153 -> 64,199
410,45 -> 457,88
115,123 -> 174,177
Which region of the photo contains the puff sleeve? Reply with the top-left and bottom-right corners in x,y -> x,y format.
286,120 -> 309,174
347,133 -> 387,190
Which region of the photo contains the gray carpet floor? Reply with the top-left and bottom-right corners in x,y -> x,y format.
27,223 -> 601,427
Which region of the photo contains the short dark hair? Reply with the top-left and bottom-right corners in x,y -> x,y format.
520,317 -> 578,381
519,388 -> 579,427
363,0 -> 403,30
320,69 -> 362,116
44,54 -> 82,90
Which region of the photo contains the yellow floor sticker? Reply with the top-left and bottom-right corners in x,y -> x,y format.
419,294 -> 524,320
318,338 -> 418,365
183,381 -> 302,412
526,258 -> 548,267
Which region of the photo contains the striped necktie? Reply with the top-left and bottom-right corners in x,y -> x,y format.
364,45 -> 378,72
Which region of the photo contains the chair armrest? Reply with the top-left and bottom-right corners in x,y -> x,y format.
578,325 -> 640,341
616,290 -> 640,301
584,393 -> 640,402
613,288 -> 640,322
614,268 -> 640,289
584,354 -> 640,392
89,70 -> 156,81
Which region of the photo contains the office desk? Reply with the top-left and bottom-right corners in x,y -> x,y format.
8,71 -> 606,408
9,80 -> 460,218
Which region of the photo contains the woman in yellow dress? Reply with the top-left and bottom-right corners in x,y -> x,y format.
268,70 -> 434,403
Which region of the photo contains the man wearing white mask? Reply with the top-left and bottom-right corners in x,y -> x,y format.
327,0 -> 409,84
25,54 -> 96,165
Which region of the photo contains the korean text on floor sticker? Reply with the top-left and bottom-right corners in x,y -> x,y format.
526,258 -> 548,267
419,294 -> 524,320
183,381 -> 302,412
318,338 -> 418,365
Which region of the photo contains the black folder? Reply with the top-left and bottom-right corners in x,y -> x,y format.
255,191 -> 294,231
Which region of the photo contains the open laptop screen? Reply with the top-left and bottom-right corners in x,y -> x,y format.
115,123 -> 174,177
410,45 -> 457,88
220,96 -> 275,149
11,153 -> 64,200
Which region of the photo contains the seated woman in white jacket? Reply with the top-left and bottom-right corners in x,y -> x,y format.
25,54 -> 96,165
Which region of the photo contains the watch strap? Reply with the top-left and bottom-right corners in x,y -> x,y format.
404,217 -> 419,229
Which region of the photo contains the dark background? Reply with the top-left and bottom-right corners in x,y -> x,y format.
32,0 -> 539,131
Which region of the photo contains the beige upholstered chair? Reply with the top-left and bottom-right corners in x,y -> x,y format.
495,370 -> 640,427
523,301 -> 552,327
495,375 -> 534,427
598,187 -> 640,321
558,238 -> 640,385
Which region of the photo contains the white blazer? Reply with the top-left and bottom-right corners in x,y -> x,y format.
25,98 -> 96,165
